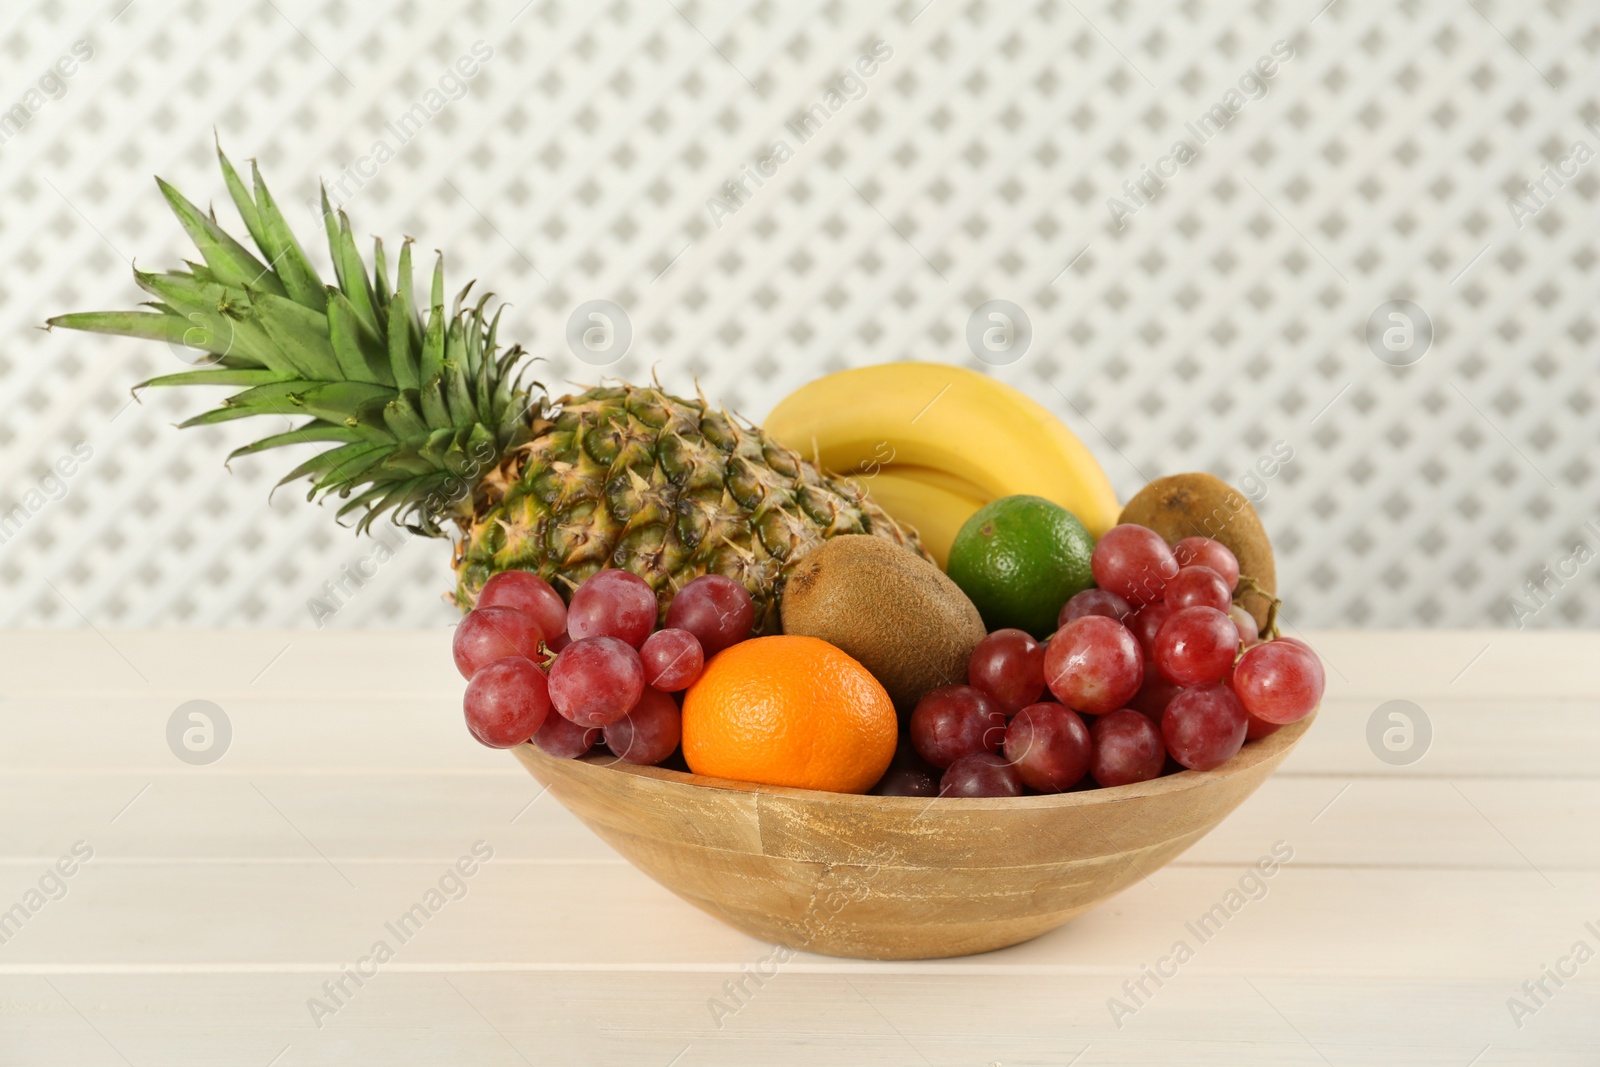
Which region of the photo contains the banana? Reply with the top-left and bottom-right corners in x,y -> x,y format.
764,363 -> 1120,538
885,463 -> 992,506
854,466 -> 987,567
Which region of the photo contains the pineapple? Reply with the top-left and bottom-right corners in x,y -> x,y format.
48,148 -> 924,630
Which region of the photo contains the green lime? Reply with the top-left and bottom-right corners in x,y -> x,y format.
945,495 -> 1095,638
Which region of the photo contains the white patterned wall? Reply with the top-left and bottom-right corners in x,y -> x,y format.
0,0 -> 1595,629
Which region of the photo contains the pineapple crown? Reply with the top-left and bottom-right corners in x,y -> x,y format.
47,144 -> 541,536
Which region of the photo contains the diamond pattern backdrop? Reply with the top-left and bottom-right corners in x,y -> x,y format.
0,0 -> 1595,629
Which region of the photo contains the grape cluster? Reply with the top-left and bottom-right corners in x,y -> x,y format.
887,526 -> 1324,798
453,569 -> 755,765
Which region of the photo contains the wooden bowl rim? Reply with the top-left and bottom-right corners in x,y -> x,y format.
519,707 -> 1314,809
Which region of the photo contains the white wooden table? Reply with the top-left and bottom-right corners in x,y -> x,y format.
1,630 -> 1594,1065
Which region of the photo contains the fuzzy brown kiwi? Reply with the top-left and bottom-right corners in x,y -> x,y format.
779,535 -> 987,719
1118,473 -> 1278,630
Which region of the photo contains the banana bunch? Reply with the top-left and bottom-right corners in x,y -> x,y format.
763,363 -> 1120,567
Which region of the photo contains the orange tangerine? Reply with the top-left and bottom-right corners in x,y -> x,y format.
681,636 -> 897,794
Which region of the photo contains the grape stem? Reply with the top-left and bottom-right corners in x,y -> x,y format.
1234,575 -> 1283,639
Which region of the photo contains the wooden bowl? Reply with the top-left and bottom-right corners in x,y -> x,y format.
513,712 -> 1314,960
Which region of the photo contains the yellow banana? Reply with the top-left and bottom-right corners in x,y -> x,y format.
855,466 -> 986,567
764,363 -> 1120,538
885,464 -> 992,506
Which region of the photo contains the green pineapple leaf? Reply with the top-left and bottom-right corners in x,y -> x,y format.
46,147 -> 539,536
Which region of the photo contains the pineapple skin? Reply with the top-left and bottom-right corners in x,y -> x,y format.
451,383 -> 927,633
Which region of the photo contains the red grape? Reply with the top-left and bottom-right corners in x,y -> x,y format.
463,658 -> 551,748
639,628 -> 704,692
1059,588 -> 1133,627
1090,524 -> 1178,606
1173,537 -> 1240,591
1043,616 -> 1143,714
1231,640 -> 1324,724
1279,637 -> 1328,690
1127,664 -> 1182,721
476,570 -> 568,642
870,745 -> 941,797
532,709 -> 600,758
1088,709 -> 1166,787
1274,636 -> 1328,681
453,607 -> 546,679
1164,565 -> 1232,613
568,569 -> 658,647
1229,604 -> 1259,647
1245,713 -> 1281,740
1126,600 -> 1173,654
547,631 -> 572,653
1276,636 -> 1319,657
1152,606 -> 1239,686
1004,703 -> 1091,792
665,574 -> 755,656
908,685 -> 1007,768
602,687 -> 681,765
967,628 -> 1045,714
939,752 -> 1024,797
547,636 -> 645,727
1162,683 -> 1247,770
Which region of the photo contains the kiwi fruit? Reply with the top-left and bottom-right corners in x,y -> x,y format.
1118,473 -> 1277,629
780,535 -> 986,718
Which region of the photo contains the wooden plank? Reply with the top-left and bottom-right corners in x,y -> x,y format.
0,772 -> 1594,872
0,860 -> 1596,979
1289,630 -> 1600,699
1,630 -> 1595,1062
1276,697 -> 1600,777
0,694 -> 503,773
1189,774 -> 1600,872
0,972 -> 1595,1066
4,689 -> 1596,777
0,630 -> 461,699
1,629 -> 1591,780
0,773 -> 604,865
